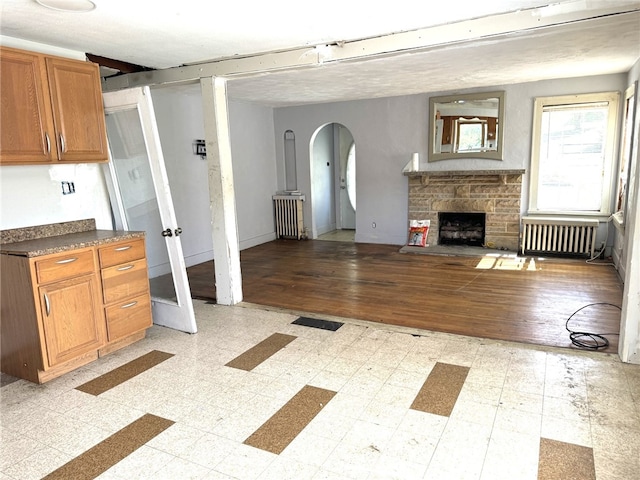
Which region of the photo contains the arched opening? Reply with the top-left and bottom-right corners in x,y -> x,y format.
309,123 -> 355,241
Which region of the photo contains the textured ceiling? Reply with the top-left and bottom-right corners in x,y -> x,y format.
226,12 -> 640,106
1,0 -> 639,106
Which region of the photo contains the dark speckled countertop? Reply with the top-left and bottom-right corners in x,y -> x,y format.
0,219 -> 145,258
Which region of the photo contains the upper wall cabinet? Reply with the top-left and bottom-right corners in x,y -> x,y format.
0,47 -> 108,165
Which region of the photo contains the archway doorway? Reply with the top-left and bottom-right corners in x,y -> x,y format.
310,123 -> 355,241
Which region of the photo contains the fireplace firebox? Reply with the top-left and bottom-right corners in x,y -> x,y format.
438,212 -> 486,246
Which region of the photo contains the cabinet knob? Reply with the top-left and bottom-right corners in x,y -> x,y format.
161,228 -> 173,237
174,227 -> 182,237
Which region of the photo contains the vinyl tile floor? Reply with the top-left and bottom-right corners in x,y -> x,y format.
1,300 -> 639,480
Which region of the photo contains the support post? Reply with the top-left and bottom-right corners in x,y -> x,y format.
619,100 -> 640,364
200,76 -> 243,305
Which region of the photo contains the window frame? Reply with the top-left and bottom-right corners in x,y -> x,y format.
455,118 -> 487,152
528,91 -> 620,217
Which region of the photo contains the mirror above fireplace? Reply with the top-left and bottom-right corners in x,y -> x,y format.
429,91 -> 505,162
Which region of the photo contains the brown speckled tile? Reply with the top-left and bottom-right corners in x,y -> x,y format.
76,350 -> 174,396
0,372 -> 19,387
538,438 -> 596,480
410,362 -> 469,416
244,385 -> 336,454
42,413 -> 174,480
225,333 -> 296,371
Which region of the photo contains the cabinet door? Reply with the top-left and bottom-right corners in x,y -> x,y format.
0,48 -> 56,164
39,274 -> 104,368
46,57 -> 108,163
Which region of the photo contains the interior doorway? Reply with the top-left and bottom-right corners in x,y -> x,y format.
311,123 -> 356,241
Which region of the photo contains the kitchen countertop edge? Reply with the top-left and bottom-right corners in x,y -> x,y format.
0,230 -> 146,257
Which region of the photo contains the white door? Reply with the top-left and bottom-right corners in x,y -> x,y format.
102,86 -> 197,334
340,142 -> 356,229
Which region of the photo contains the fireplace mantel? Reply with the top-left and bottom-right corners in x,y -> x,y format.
404,169 -> 526,186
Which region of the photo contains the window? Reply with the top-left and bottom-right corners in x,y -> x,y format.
456,119 -> 486,152
346,142 -> 356,210
529,92 -> 619,215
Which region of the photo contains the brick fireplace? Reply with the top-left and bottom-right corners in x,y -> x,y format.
405,169 -> 525,251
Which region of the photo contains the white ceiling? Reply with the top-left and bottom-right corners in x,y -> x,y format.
1,0 -> 640,106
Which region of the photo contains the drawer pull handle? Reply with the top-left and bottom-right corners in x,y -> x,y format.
121,301 -> 138,309
55,257 -> 77,264
59,134 -> 66,153
45,132 -> 51,154
117,265 -> 135,271
114,246 -> 132,251
44,293 -> 51,316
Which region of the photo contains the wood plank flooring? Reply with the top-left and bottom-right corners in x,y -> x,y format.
187,239 -> 623,352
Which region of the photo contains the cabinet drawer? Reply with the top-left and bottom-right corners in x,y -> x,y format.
105,293 -> 152,342
98,239 -> 145,268
36,249 -> 95,284
101,258 -> 149,304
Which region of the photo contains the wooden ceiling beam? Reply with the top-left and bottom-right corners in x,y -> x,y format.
86,53 -> 151,74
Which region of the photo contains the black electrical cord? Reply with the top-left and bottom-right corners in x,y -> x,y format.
565,302 -> 621,350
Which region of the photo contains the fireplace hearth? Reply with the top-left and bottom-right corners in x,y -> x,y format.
439,212 -> 486,246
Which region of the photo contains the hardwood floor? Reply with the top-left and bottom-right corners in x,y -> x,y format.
186,239 -> 623,353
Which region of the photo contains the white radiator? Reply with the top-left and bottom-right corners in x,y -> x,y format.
521,217 -> 598,257
273,195 -> 305,239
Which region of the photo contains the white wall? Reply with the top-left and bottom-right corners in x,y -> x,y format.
228,100 -> 279,250
274,73 -> 626,246
136,87 -> 279,255
0,163 -> 112,230
311,124 -> 335,237
137,86 -> 279,256
151,84 -> 213,267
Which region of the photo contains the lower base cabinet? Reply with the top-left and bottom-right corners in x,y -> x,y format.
0,237 -> 152,383
39,273 -> 105,367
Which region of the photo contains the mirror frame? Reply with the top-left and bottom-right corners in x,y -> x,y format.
428,91 -> 505,162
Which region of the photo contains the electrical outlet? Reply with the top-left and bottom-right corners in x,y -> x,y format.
61,181 -> 75,195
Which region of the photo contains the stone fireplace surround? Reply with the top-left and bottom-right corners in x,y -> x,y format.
405,169 -> 525,251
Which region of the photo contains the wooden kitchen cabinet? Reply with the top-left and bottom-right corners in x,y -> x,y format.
0,247 -> 105,383
98,238 -> 152,351
39,273 -> 104,367
441,116 -> 452,145
0,234 -> 152,383
0,46 -> 108,165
